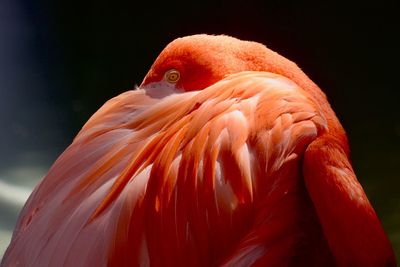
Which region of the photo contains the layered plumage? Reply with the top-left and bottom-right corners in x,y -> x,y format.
2,35 -> 396,267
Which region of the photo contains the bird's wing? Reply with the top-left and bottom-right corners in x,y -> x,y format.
2,88 -> 164,266
3,72 -> 327,267
302,135 -> 396,267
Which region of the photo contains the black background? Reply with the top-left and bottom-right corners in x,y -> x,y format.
0,0 -> 399,259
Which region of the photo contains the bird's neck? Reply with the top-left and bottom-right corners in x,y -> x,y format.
303,137 -> 396,266
249,46 -> 350,153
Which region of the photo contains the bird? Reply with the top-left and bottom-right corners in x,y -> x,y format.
1,34 -> 396,267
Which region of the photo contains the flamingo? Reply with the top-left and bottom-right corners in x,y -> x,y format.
1,34 -> 396,267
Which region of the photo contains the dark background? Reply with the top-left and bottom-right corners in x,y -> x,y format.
0,0 -> 399,260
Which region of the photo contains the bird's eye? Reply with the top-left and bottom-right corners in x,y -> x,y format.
164,69 -> 180,83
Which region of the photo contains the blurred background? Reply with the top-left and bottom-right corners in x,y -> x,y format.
0,0 -> 399,261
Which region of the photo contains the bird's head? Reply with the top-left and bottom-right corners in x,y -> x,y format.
141,34 -> 292,91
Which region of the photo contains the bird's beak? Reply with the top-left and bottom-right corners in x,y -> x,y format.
138,81 -> 183,98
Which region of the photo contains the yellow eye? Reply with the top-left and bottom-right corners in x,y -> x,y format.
164,69 -> 180,83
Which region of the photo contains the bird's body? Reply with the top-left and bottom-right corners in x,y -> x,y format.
2,35 -> 396,266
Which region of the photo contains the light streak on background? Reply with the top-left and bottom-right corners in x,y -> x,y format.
0,0 -> 71,256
